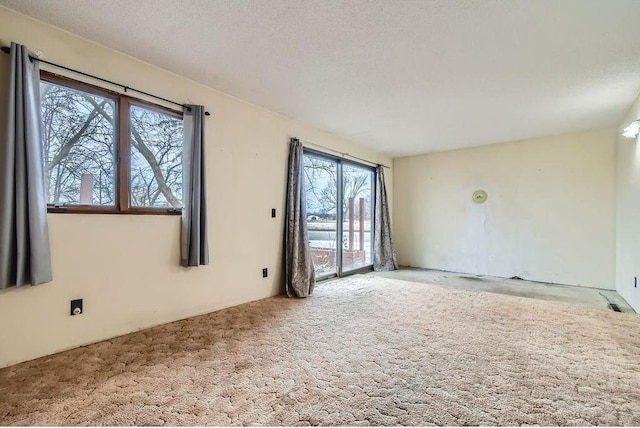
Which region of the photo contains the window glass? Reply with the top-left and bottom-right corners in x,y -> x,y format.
304,154 -> 339,278
342,163 -> 374,271
40,81 -> 116,206
129,105 -> 184,208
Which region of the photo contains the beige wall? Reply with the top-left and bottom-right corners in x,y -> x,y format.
0,7 -> 392,367
615,92 -> 640,312
393,129 -> 616,289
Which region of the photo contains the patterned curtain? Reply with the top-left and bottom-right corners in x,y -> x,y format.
284,138 -> 315,297
373,165 -> 398,271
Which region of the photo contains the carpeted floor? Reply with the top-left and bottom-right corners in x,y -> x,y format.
1,275 -> 639,426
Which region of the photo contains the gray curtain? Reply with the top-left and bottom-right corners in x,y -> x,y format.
373,165 -> 398,271
181,105 -> 209,267
0,42 -> 52,289
284,138 -> 315,297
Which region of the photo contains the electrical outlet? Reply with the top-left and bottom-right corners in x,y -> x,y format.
262,268 -> 268,278
70,299 -> 83,316
271,208 -> 276,218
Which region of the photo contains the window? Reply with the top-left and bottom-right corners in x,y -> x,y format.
40,72 -> 184,214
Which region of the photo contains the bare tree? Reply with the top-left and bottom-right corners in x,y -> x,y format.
303,156 -> 372,218
41,84 -> 116,205
129,106 -> 182,207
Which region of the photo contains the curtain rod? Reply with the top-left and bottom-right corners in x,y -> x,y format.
1,46 -> 210,116
294,137 -> 391,169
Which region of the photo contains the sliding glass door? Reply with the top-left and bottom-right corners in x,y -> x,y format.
303,150 -> 374,279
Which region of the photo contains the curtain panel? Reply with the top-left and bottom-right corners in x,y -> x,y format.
181,105 -> 209,267
373,165 -> 398,271
0,42 -> 53,289
284,138 -> 315,297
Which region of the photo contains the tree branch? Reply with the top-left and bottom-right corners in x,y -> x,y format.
130,125 -> 181,207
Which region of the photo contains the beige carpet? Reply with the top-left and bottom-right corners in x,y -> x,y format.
1,275 -> 639,426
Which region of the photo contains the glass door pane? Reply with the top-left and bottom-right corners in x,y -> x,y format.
341,163 -> 374,272
304,154 -> 339,279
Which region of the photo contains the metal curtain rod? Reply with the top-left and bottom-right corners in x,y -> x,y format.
1,46 -> 210,116
295,138 -> 391,169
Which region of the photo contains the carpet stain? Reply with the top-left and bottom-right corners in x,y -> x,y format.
0,275 -> 638,426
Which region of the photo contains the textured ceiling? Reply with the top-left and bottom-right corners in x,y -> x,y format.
2,0 -> 640,156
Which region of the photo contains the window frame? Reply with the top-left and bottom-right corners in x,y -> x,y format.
40,71 -> 184,215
